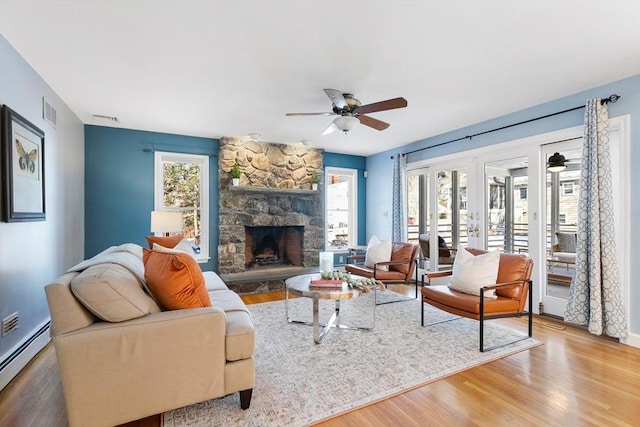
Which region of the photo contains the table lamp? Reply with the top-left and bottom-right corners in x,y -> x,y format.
150,211 -> 183,236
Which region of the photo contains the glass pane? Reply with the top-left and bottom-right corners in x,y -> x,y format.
326,174 -> 350,249
437,169 -> 467,249
162,161 -> 201,209
182,209 -> 201,246
407,174 -> 420,244
485,157 -> 528,254
545,149 -> 580,301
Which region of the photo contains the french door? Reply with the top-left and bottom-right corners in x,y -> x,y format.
409,116 -> 629,320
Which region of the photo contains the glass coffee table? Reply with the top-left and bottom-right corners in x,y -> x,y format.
285,273 -> 376,344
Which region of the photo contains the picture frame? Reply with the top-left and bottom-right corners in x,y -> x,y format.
1,105 -> 46,222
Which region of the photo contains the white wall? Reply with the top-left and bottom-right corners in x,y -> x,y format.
0,34 -> 85,389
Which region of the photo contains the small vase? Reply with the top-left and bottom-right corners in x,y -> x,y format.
232,178 -> 240,186
312,183 -> 318,191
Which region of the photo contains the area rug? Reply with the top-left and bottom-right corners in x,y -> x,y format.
163,292 -> 540,426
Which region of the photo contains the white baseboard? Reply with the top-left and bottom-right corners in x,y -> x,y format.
621,331 -> 640,349
0,320 -> 51,391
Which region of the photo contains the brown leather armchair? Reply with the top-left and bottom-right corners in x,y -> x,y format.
421,248 -> 533,352
345,242 -> 420,300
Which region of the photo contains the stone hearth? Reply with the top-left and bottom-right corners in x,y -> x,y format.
218,137 -> 324,290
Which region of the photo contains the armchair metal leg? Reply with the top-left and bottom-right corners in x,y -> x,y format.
373,259 -> 420,305
480,280 -> 534,352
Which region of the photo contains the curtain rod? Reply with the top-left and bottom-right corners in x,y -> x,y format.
391,94 -> 620,159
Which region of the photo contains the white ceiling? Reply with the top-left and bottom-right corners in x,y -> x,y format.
1,1 -> 639,156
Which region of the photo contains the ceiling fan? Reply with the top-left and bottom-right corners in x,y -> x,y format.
286,89 -> 407,135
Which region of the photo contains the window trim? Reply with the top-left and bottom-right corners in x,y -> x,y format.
325,167 -> 358,251
562,182 -> 574,195
154,151 -> 210,262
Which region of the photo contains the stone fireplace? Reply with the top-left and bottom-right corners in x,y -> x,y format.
218,137 -> 324,279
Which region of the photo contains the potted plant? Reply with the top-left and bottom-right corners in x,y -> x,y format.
231,161 -> 241,186
310,170 -> 319,190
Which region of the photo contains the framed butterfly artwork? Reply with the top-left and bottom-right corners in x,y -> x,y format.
1,105 -> 46,222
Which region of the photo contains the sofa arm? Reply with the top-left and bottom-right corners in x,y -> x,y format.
54,308 -> 228,427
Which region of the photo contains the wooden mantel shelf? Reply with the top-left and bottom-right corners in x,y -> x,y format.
228,185 -> 318,195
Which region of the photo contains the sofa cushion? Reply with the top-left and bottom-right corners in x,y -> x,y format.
447,246 -> 499,299
208,289 -> 255,361
145,234 -> 184,250
143,249 -> 212,310
423,285 -> 520,316
204,271 -> 229,291
364,235 -> 392,271
70,263 -> 161,322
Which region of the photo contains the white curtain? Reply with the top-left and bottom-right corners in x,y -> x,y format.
391,154 -> 407,242
564,98 -> 627,339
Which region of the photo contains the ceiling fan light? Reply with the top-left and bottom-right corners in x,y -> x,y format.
333,116 -> 359,133
547,152 -> 567,172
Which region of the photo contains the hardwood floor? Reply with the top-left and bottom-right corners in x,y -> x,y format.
1,285 -> 638,426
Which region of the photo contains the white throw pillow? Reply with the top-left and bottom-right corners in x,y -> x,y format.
447,245 -> 500,299
364,235 -> 392,271
153,238 -> 198,261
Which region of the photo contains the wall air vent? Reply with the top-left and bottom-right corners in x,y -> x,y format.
43,97 -> 57,127
1,312 -> 19,337
91,114 -> 119,123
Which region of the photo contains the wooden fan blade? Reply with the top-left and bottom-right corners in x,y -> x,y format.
322,122 -> 339,135
323,88 -> 347,109
358,97 -> 407,115
358,115 -> 390,131
286,112 -> 334,116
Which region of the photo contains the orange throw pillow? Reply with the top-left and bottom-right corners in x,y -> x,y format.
146,234 -> 184,250
142,248 -> 212,310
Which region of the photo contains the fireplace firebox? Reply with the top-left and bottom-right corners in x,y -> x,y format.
245,226 -> 304,269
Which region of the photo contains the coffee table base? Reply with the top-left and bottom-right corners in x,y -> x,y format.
285,289 -> 375,344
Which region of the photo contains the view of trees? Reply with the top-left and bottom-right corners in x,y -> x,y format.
162,161 -> 201,243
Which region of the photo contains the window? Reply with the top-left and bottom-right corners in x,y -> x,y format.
562,182 -> 574,195
325,167 -> 357,250
519,187 -> 528,199
155,151 -> 209,261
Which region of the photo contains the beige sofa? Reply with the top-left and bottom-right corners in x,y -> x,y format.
44,244 -> 255,427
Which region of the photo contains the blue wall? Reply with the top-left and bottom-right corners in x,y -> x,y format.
366,74 -> 640,336
84,129 -> 367,272
85,126 -> 219,271
324,152 -> 367,247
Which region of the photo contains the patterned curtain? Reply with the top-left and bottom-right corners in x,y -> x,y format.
564,99 -> 627,339
391,153 -> 407,242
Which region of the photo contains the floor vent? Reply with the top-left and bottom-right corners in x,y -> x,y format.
1,313 -> 19,337
43,97 -> 57,127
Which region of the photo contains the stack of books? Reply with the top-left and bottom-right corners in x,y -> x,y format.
309,279 -> 343,288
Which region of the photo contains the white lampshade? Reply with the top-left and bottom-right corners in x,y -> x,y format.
150,211 -> 183,234
333,115 -> 359,133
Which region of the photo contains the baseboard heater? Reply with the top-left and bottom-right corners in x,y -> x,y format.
0,320 -> 50,390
